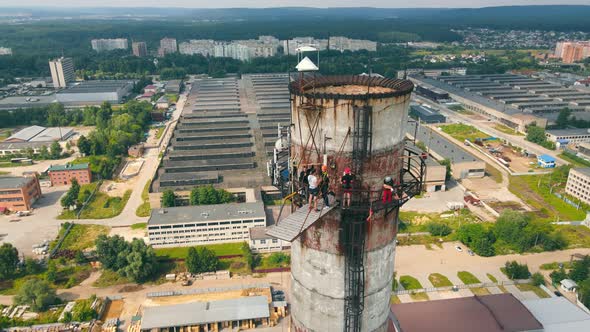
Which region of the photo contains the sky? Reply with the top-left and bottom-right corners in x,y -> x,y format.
3,0 -> 590,8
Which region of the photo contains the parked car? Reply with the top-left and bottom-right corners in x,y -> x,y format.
455,246 -> 463,252
273,295 -> 285,301
467,250 -> 475,256
554,291 -> 563,297
181,280 -> 192,286
272,290 -> 284,296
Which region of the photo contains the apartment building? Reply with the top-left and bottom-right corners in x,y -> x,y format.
49,57 -> 75,88
0,176 -> 41,212
91,38 -> 128,52
555,41 -> 590,64
132,42 -> 148,57
147,202 -> 266,248
158,38 -> 177,56
47,163 -> 92,186
566,167 -> 590,205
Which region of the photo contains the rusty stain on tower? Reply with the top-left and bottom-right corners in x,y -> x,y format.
266,74 -> 425,332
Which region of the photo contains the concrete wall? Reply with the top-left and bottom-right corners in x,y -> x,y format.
425,164 -> 446,191
451,161 -> 486,179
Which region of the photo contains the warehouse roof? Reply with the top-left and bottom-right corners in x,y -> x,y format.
0,177 -> 33,189
47,163 -> 90,172
391,294 -> 542,332
6,126 -> 46,142
148,202 -> 266,226
28,127 -> 74,142
407,124 -> 482,164
522,297 -> 590,332
59,80 -> 134,94
0,142 -> 49,151
546,128 -> 590,137
140,296 -> 269,329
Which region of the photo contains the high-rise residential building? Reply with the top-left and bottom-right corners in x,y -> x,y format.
91,38 -> 128,52
132,41 -> 148,57
179,40 -> 216,56
158,38 -> 177,57
49,57 -> 75,88
0,47 -> 12,55
555,41 -> 590,63
329,36 -> 378,52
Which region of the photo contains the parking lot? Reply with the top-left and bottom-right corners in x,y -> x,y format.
0,187 -> 66,256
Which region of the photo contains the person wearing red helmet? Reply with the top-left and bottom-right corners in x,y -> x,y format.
341,167 -> 354,208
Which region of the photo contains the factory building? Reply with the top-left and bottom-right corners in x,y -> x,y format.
47,163 -> 92,186
147,202 -> 266,248
545,128 -> 590,145
267,75 -> 426,331
4,126 -> 74,143
56,80 -> 134,104
0,176 -> 41,212
140,296 -> 271,331
409,104 -> 446,123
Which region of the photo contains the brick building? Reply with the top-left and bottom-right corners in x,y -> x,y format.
47,163 -> 92,186
0,176 -> 41,212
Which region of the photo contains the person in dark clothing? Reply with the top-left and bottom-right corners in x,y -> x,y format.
382,176 -> 394,203
320,164 -> 330,209
341,167 -> 354,208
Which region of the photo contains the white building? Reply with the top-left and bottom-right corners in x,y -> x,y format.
546,128 -> 590,145
49,57 -> 75,88
282,37 -> 329,56
147,202 -> 267,248
159,38 -> 178,57
56,80 -> 134,104
329,36 -> 377,52
0,47 -> 12,55
179,40 -> 216,56
566,168 -> 590,205
249,227 -> 290,253
91,38 -> 128,52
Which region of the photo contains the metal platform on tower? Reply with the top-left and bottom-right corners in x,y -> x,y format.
266,200 -> 335,242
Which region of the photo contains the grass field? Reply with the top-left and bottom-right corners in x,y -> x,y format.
428,273 -> 453,287
539,261 -> 573,270
92,269 -> 131,288
559,151 -> 590,168
457,271 -> 481,284
399,209 -> 478,235
440,123 -> 489,143
486,164 -> 503,184
60,188 -> 131,220
516,283 -> 551,298
60,224 -> 110,251
155,127 -> 164,140
508,175 -> 586,222
131,223 -> 147,230
493,124 -> 524,136
136,180 -> 151,217
486,273 -> 498,283
390,295 -> 401,304
155,242 -> 245,259
399,275 -> 423,290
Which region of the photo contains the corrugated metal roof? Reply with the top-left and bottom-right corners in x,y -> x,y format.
47,163 -> 89,172
140,296 -> 269,329
6,126 -> 46,142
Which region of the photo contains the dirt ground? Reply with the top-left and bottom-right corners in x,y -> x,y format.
144,287 -> 272,307
101,300 -> 124,320
482,140 -> 536,173
462,177 -> 531,212
109,227 -> 146,241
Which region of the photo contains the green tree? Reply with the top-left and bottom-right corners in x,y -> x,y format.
426,222 -> 452,237
526,125 -> 546,144
14,278 -> 57,311
439,159 -> 452,180
71,299 -> 97,322
77,135 -> 91,155
189,188 -> 199,205
95,235 -> 130,271
46,261 -> 57,283
61,178 -> 81,209
550,267 -> 568,285
555,108 -> 572,129
504,261 -> 530,280
531,272 -> 545,286
121,239 -> 157,282
161,189 -> 176,207
197,247 -> 219,273
568,255 -> 590,282
23,257 -> 43,275
0,243 -> 19,280
578,279 -> 590,309
50,141 -> 63,159
39,145 -> 49,159
186,247 -> 201,274
472,237 -> 496,257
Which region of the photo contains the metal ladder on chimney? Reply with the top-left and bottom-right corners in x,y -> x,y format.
343,105 -> 372,332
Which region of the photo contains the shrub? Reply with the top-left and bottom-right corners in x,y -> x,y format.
504,261 -> 531,280
531,272 -> 545,286
426,223 -> 452,237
